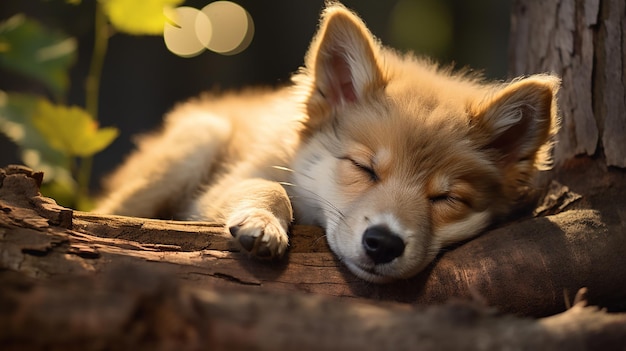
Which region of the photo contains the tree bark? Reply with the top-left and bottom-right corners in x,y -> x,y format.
509,0 -> 626,167
2,165 -> 626,349
3,268 -> 626,351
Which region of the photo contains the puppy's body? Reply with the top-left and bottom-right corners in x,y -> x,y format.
98,4 -> 560,282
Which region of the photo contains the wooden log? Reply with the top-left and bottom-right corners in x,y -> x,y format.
2,267 -> 625,351
2,165 -> 626,319
65,206 -> 626,317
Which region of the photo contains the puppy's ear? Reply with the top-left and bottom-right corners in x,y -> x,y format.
304,4 -> 385,107
471,75 -> 560,195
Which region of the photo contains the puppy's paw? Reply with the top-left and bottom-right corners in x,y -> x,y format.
227,208 -> 289,259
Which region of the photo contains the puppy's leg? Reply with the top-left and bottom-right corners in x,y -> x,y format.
96,113 -> 231,218
188,178 -> 292,258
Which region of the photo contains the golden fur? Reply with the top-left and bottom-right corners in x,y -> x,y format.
97,3 -> 560,282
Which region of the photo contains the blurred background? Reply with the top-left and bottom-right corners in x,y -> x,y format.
0,0 -> 511,207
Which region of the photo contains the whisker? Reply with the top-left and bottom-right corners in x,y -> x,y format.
272,165 -> 314,180
274,166 -> 360,243
280,181 -> 342,214
287,192 -> 352,233
272,165 -> 295,173
279,185 -> 346,221
312,234 -> 327,246
290,187 -> 345,219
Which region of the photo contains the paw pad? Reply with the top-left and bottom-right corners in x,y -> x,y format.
227,209 -> 289,259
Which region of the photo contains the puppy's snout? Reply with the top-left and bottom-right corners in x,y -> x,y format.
362,225 -> 405,264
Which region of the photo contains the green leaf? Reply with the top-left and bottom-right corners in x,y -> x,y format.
32,100 -> 118,157
0,91 -> 69,171
0,15 -> 77,99
101,0 -> 185,35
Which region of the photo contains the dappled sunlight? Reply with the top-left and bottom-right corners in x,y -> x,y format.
164,1 -> 254,58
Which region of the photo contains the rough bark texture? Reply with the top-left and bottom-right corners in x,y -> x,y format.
2,166 -> 626,349
509,0 -> 626,167
3,270 -> 626,351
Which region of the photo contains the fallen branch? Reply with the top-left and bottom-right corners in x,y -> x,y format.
2,165 -> 626,315
1,267 -> 625,350
1,165 -> 626,349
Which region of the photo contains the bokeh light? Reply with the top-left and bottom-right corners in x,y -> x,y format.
163,1 -> 254,58
200,1 -> 254,55
164,6 -> 207,58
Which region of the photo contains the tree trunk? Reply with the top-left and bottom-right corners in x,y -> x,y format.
509,0 -> 626,168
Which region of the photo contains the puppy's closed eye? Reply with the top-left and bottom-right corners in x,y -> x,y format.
347,158 -> 379,182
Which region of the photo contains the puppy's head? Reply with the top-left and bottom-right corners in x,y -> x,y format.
291,4 -> 560,282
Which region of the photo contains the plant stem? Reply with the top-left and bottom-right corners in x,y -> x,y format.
86,2 -> 108,119
77,2 -> 109,209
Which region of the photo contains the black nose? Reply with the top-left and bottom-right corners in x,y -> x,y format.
362,225 -> 405,264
